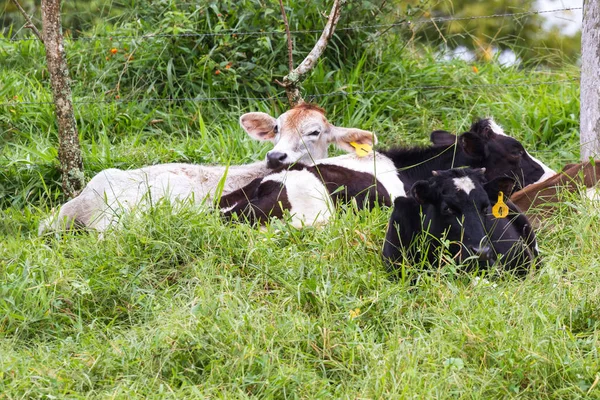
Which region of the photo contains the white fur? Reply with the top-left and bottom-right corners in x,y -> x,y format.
263,170 -> 333,227
453,176 -> 476,195
41,162 -> 274,233
488,119 -> 506,136
586,187 -> 600,201
268,112 -> 376,165
316,152 -> 406,199
257,153 -> 404,227
529,153 -> 557,184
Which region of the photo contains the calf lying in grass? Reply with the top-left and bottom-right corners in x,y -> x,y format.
39,104 -> 375,234
221,118 -> 554,227
382,168 -> 538,274
510,160 -> 600,224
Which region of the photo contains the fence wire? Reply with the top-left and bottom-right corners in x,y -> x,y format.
0,6 -> 582,108
0,77 -> 579,108
0,6 -> 583,42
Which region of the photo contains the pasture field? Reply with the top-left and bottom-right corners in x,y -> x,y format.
1,2 -> 596,397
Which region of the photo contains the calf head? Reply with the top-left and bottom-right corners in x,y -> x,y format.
240,103 -> 376,168
411,168 -> 516,265
430,118 -> 555,190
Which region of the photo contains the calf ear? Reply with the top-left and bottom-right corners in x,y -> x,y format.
430,130 -> 457,146
240,112 -> 277,141
470,119 -> 497,139
460,132 -> 488,159
411,181 -> 432,204
484,177 -> 516,198
331,126 -> 377,153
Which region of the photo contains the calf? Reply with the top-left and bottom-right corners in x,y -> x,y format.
510,161 -> 600,223
221,118 -> 554,227
428,118 -> 556,188
382,168 -> 538,273
39,104 -> 376,233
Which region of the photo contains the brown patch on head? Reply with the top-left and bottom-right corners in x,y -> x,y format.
292,103 -> 326,115
285,103 -> 327,131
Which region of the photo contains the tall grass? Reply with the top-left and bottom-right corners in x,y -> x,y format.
2,197 -> 600,397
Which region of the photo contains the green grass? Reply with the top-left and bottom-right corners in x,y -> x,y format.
0,7 -> 593,397
2,196 -> 600,397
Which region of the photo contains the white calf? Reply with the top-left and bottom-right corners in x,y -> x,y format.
39,104 -> 376,233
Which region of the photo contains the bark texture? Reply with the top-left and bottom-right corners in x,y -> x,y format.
278,0 -> 294,73
10,0 -> 44,42
42,0 -> 84,197
280,0 -> 346,106
581,0 -> 600,161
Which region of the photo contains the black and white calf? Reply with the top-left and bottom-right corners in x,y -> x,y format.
429,119 -> 555,186
220,118 -> 555,227
382,168 -> 538,272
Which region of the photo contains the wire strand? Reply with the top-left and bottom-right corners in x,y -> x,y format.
0,7 -> 583,43
0,77 -> 579,107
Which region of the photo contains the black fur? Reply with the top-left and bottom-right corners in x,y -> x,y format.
382,168 -> 539,274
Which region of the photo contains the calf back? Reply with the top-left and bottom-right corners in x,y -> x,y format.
510,161 -> 600,219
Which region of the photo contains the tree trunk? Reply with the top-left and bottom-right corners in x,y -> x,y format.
41,0 -> 84,198
581,0 -> 600,161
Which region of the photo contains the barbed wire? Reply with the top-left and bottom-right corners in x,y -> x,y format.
0,7 -> 582,43
0,77 -> 579,108
0,94 -> 284,106
3,115 -> 586,172
309,78 -> 579,98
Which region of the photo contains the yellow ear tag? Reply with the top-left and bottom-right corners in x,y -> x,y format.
492,191 -> 509,218
349,142 -> 372,157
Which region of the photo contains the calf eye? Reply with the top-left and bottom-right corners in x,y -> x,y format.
481,205 -> 489,213
307,130 -> 320,137
273,125 -> 279,134
511,149 -> 524,157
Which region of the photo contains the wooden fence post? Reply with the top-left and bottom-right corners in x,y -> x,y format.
580,0 -> 600,161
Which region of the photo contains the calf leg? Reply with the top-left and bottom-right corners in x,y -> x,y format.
382,197 -> 423,269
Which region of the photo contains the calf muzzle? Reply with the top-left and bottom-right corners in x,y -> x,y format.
267,151 -> 288,168
469,245 -> 494,262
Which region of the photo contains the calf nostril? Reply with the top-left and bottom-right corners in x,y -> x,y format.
470,245 -> 492,261
266,151 -> 287,168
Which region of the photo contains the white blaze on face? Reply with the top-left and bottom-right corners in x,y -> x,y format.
488,119 -> 506,137
487,118 -> 556,184
529,153 -> 556,184
453,176 -> 476,195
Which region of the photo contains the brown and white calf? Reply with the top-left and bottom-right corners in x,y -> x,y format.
510,160 -> 600,223
39,104 -> 376,233
221,119 -> 555,227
